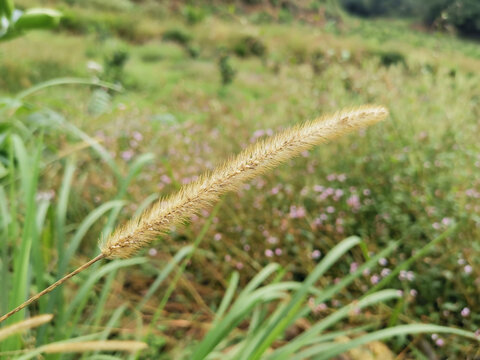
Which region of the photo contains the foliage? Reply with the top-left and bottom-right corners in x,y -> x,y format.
339,0 -> 419,18
182,5 -> 206,25
103,49 -> 129,83
161,27 -> 201,59
191,238 -> 405,359
0,79 -> 145,356
417,0 -> 480,36
58,8 -> 156,43
374,50 -> 406,67
421,0 -> 453,25
310,49 -> 326,74
162,28 -> 192,45
186,44 -> 200,58
340,0 -> 480,36
0,0 -> 61,41
232,35 -> 267,58
218,54 -> 236,85
445,0 -> 480,36
87,88 -> 112,116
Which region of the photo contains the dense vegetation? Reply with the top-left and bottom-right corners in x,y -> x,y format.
1,0 -> 480,358
340,0 -> 480,36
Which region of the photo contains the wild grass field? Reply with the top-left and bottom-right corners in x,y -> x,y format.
1,0 -> 480,358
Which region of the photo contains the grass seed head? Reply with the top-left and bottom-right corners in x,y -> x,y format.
41,340 -> 148,354
0,314 -> 53,341
101,105 -> 388,259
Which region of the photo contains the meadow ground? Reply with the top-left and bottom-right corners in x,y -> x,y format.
1,1 -> 480,358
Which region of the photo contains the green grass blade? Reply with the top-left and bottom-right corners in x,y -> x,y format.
45,159 -> 76,325
89,271 -> 118,329
55,159 -> 76,263
194,281 -> 327,359
244,236 -> 361,360
16,78 -> 122,100
60,200 -> 126,275
0,185 -> 10,315
119,153 -> 155,197
147,203 -> 222,333
136,245 -> 194,311
103,153 -> 155,237
62,122 -> 120,181
213,271 -> 240,326
63,257 -> 148,338
128,310 -> 146,360
31,198 -> 50,312
266,324 -> 374,360
296,241 -> 398,320
191,286 -> 290,360
87,304 -> 128,359
9,135 -> 41,327
316,324 -> 480,360
290,342 -> 336,360
237,263 -> 281,299
247,305 -> 265,337
1,139 -> 18,352
275,289 -> 401,360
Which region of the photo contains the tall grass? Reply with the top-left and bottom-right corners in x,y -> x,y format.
0,79 -> 153,356
1,93 -> 478,357
1,105 -> 388,322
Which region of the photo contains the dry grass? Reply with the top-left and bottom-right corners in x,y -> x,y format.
0,314 -> 53,341
41,340 -> 147,353
102,105 -> 387,259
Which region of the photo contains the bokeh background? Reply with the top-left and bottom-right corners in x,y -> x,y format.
1,0 -> 480,358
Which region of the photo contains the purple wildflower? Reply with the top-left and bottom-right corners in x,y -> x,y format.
461,307 -> 470,317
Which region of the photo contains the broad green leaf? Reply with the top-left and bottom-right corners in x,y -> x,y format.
14,8 -> 61,31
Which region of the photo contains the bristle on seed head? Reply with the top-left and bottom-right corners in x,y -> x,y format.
101,105 -> 388,259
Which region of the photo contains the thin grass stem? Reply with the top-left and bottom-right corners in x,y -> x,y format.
0,254 -> 105,324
